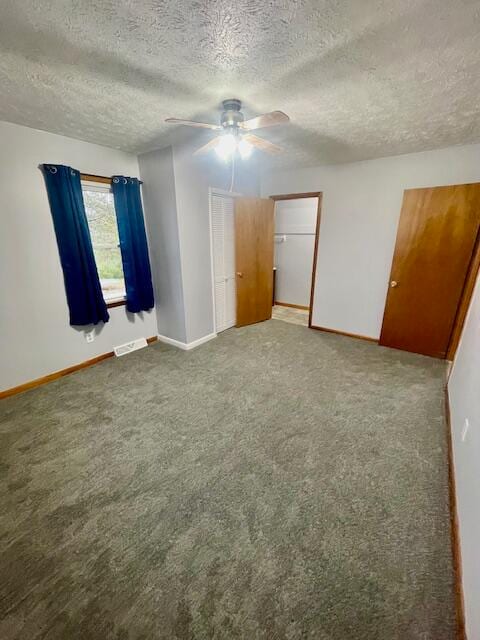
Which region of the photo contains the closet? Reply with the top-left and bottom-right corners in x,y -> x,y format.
210,191 -> 236,332
274,197 -> 318,308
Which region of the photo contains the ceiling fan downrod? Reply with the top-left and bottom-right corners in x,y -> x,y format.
220,99 -> 244,131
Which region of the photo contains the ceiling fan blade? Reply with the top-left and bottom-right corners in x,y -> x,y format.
243,133 -> 284,155
165,118 -> 222,131
240,111 -> 289,131
193,136 -> 222,156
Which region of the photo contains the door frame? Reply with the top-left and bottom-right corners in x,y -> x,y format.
208,187 -> 243,334
446,225 -> 480,360
269,192 -> 323,328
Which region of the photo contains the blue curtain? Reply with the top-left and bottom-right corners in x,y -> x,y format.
42,164 -> 109,326
112,176 -> 154,313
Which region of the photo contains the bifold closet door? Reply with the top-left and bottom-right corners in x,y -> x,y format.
380,183 -> 480,358
211,193 -> 236,333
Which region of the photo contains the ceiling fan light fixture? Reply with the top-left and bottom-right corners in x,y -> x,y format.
168,100 -> 288,157
238,137 -> 253,159
215,133 -> 237,161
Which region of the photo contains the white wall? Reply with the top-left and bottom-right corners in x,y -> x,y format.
138,147 -> 187,343
172,144 -> 219,343
0,121 -> 157,392
262,143 -> 480,338
173,141 -> 261,343
139,139 -> 260,345
448,272 -> 480,640
274,198 -> 317,307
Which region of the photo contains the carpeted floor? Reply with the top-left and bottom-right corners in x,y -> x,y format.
0,321 -> 455,639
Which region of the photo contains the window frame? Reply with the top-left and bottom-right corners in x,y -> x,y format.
80,174 -> 126,308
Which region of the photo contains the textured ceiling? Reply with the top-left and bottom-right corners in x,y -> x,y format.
1,0 -> 480,167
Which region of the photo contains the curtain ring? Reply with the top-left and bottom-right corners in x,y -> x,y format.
122,177 -> 127,184
70,169 -> 76,176
113,177 -> 119,183
47,165 -> 57,174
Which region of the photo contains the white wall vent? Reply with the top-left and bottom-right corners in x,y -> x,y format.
114,337 -> 148,357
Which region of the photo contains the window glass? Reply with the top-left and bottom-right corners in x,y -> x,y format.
82,184 -> 126,302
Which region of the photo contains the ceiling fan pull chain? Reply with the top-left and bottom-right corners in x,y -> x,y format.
229,153 -> 235,192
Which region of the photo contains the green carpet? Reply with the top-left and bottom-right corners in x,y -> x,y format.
0,321 -> 455,639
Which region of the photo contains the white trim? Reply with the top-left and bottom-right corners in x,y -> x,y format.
208,188 -> 218,334
157,332 -> 217,351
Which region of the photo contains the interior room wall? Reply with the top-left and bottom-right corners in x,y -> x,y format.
0,120 -> 157,392
138,146 -> 187,343
171,143 -> 219,344
448,271 -> 480,640
139,138 -> 261,346
261,142 -> 480,339
173,140 -> 261,343
274,198 -> 317,307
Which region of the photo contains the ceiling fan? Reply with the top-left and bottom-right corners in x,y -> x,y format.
165,99 -> 289,160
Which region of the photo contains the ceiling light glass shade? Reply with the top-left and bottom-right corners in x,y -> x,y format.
238,138 -> 253,159
215,133 -> 237,160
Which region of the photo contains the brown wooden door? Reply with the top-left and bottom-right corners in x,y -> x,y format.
379,183 -> 480,358
235,197 -> 274,327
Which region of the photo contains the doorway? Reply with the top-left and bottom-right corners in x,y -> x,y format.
210,190 -> 322,333
270,193 -> 322,328
210,191 -> 276,332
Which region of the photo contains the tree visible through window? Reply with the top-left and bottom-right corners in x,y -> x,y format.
82,184 -> 126,302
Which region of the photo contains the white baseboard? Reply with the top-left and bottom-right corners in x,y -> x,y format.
157,332 -> 217,351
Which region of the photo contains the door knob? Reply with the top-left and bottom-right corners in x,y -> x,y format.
236,272 -> 243,278
390,280 -> 398,288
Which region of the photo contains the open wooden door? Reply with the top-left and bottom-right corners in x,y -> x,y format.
235,197 -> 274,327
379,183 -> 480,358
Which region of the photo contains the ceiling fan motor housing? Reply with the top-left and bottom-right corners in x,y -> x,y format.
221,99 -> 244,131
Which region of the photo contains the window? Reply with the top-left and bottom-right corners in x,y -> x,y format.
82,181 -> 126,303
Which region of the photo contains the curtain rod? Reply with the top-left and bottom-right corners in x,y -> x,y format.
80,172 -> 143,185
